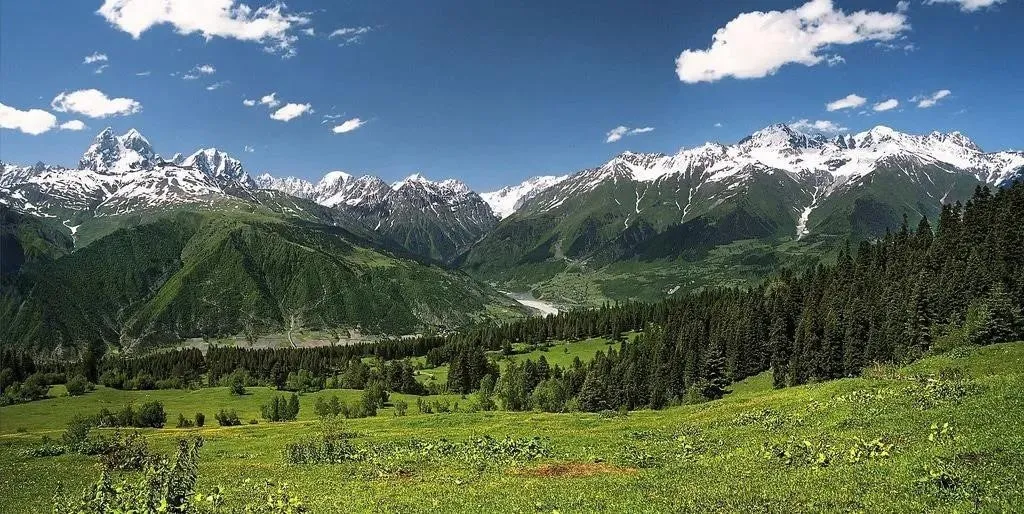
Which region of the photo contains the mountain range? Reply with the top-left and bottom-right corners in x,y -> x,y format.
2,123 -> 1022,346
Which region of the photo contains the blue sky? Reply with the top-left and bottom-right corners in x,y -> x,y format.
0,0 -> 1021,191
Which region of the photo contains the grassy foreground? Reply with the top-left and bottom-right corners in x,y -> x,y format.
2,343 -> 1023,512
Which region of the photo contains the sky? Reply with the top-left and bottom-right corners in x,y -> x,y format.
0,0 -> 1021,191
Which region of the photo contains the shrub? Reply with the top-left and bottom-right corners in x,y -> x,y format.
215,409 -> 241,427
100,431 -> 153,471
194,412 -> 205,428
136,401 -> 166,428
176,413 -> 194,428
62,415 -> 95,449
393,399 -> 408,417
65,375 -> 91,397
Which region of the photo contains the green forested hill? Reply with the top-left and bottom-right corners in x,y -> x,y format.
0,209 -> 522,351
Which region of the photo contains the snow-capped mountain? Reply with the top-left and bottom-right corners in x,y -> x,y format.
523,124 -> 1023,227
182,148 -> 253,186
480,175 -> 568,219
1,128 -> 256,220
463,123 -> 1024,286
79,128 -> 156,174
255,170 -> 498,262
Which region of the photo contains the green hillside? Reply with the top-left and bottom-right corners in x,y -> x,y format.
1,342 -> 1021,512
0,209 -> 523,351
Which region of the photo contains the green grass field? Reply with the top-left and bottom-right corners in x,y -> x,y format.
2,343 -> 1022,512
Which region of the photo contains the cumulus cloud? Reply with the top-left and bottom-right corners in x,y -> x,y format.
924,0 -> 1005,12
51,89 -> 142,118
825,54 -> 846,66
242,98 -> 257,106
331,117 -> 365,134
270,102 -> 312,121
826,93 -> 867,111
873,98 -> 899,111
97,0 -> 311,57
791,119 -> 847,134
182,64 -> 216,80
83,52 -> 108,64
897,1 -> 910,12
913,89 -> 951,108
0,102 -> 58,135
60,120 -> 87,131
605,125 -> 655,143
243,145 -> 255,152
259,92 -> 280,108
675,0 -> 909,83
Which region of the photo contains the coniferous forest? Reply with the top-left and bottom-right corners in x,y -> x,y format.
5,184 -> 1020,412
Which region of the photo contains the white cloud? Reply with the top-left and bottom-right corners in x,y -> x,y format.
714,122 -> 723,128
60,120 -> 87,131
825,54 -> 846,66
826,93 -> 867,111
330,26 -> 373,46
791,119 -> 847,134
205,81 -> 229,91
321,113 -> 342,124
259,92 -> 280,108
182,64 -> 215,80
897,1 -> 910,12
135,70 -> 151,76
97,0 -> 311,57
51,89 -> 142,118
243,145 -> 255,152
331,117 -> 365,133
83,52 -> 108,64
270,102 -> 312,121
675,0 -> 909,83
329,26 -> 371,38
924,0 -> 1005,12
913,89 -> 951,108
872,98 -> 899,111
605,125 -> 655,143
0,102 -> 58,135
606,126 -> 628,143
94,64 -> 110,74
242,98 -> 256,106
301,27 -> 315,36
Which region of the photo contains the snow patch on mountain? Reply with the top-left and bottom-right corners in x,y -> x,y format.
481,175 -> 568,218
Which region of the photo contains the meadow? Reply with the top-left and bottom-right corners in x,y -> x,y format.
1,342 -> 1022,512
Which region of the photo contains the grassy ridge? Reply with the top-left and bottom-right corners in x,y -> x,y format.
2,343 -> 1022,512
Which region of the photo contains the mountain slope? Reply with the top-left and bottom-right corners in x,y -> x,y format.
0,210 -> 523,351
255,172 -> 498,263
461,124 -> 1023,306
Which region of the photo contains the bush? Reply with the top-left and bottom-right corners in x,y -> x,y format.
62,415 -> 95,448
65,375 -> 91,397
215,409 -> 241,427
194,412 -> 205,427
176,413 -> 194,428
393,399 -> 408,417
100,431 -> 153,471
136,401 -> 166,428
